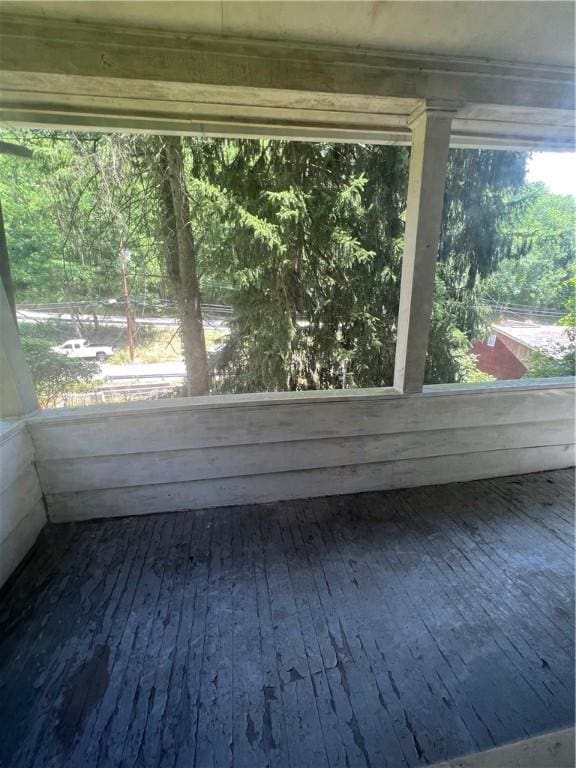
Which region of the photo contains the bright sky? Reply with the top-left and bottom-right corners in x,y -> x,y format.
526,152 -> 576,196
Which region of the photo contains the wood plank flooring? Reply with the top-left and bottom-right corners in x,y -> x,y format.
0,469 -> 574,768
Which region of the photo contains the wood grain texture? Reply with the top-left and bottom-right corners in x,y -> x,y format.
0,421 -> 46,587
27,381 -> 574,523
28,385 -> 575,459
0,469 -> 573,768
0,421 -> 34,495
45,444 -> 574,523
0,13 -> 574,150
34,419 -> 572,494
0,466 -> 43,541
394,104 -> 454,394
0,499 -> 45,588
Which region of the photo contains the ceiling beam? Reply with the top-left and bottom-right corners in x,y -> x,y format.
0,14 -> 573,149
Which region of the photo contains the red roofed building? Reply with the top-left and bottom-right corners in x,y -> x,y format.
471,323 -> 572,380
470,337 -> 527,380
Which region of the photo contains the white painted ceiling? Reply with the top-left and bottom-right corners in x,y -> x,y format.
2,0 -> 575,68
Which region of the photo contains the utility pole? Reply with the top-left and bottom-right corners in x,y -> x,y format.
119,244 -> 135,362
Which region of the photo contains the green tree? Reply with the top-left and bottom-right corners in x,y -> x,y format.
151,135 -> 210,395
0,130 -> 164,305
424,149 -> 528,383
525,343 -> 575,378
192,140 -> 526,391
0,131 -> 533,396
191,140 -> 408,392
524,272 -> 576,379
0,132 -> 67,301
19,332 -> 97,408
486,183 -> 575,312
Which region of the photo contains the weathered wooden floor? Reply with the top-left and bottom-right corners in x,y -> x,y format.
0,469 -> 574,768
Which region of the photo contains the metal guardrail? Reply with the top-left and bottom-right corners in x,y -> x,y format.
104,372 -> 185,381
17,301 -> 234,315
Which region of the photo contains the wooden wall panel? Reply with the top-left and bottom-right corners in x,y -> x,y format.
45,444 -> 574,522
26,381 -> 575,523
29,385 -> 574,458
36,419 -> 571,494
0,500 -> 45,588
0,422 -> 46,587
0,466 -> 43,541
0,421 -> 34,494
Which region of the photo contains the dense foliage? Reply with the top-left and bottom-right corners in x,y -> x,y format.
181,139 -> 527,389
0,133 -> 161,303
186,141 -> 408,391
524,274 -> 576,378
18,323 -> 96,408
525,342 -> 575,378
1,130 -> 573,400
487,184 -> 575,311
427,149 -> 528,383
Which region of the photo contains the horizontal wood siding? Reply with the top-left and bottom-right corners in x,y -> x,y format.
0,500 -> 45,588
0,422 -> 46,586
37,420 -> 571,494
46,445 -> 573,522
27,381 -> 575,523
29,385 -> 572,458
0,423 -> 34,495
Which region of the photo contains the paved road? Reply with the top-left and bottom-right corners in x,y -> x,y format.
16,308 -> 229,331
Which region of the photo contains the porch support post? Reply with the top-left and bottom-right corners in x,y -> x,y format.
393,101 -> 457,394
0,279 -> 38,417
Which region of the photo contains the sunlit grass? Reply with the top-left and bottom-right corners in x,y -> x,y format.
110,327 -> 226,364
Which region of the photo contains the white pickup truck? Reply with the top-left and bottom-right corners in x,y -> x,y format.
52,338 -> 116,362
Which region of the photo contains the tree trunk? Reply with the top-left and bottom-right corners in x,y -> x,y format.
70,303 -> 84,336
157,137 -> 209,396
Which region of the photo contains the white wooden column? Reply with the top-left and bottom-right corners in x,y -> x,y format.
393,102 -> 457,394
0,279 -> 38,417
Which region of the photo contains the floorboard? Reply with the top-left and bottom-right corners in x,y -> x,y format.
0,469 -> 574,768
